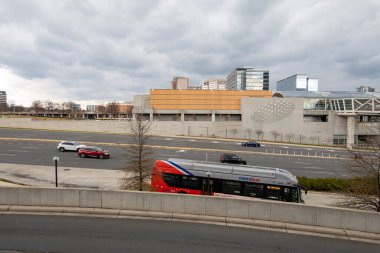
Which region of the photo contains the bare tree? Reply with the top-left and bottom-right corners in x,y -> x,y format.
309,136 -> 318,145
337,149 -> 380,212
122,114 -> 153,191
271,130 -> 280,142
255,129 -> 263,140
44,100 -> 55,114
31,100 -> 43,116
246,129 -> 252,140
107,101 -> 120,118
286,133 -> 295,143
63,101 -> 78,118
96,105 -> 107,118
299,134 -> 305,144
337,126 -> 380,212
125,105 -> 133,118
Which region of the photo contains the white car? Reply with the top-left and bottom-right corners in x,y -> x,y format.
57,141 -> 86,152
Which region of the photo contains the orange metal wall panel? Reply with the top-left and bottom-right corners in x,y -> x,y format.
149,89 -> 272,110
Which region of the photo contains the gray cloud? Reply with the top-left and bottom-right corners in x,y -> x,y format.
0,0 -> 379,106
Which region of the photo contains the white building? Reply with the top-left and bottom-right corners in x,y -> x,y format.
277,74 -> 319,91
201,79 -> 226,90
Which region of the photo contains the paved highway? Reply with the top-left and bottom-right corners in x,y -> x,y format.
0,128 -> 352,178
0,214 -> 377,253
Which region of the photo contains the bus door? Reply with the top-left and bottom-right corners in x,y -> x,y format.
282,186 -> 300,203
201,177 -> 213,195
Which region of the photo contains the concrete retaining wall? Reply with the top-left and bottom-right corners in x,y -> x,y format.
0,187 -> 379,234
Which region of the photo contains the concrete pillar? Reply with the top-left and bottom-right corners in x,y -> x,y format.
347,116 -> 356,148
181,112 -> 185,122
212,111 -> 215,122
149,112 -> 153,121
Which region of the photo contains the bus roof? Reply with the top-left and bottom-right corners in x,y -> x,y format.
167,158 -> 299,186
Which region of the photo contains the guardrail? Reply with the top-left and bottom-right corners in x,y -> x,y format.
0,187 -> 379,234
264,149 -> 347,158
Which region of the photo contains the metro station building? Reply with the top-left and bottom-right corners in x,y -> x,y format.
133,89 -> 380,148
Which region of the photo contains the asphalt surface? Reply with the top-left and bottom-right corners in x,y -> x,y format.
0,214 -> 378,253
0,128 -> 351,156
0,128 -> 353,178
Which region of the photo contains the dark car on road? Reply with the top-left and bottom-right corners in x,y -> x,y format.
78,146 -> 110,159
220,153 -> 247,165
242,141 -> 261,147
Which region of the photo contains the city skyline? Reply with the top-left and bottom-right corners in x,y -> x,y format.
1,0 -> 380,106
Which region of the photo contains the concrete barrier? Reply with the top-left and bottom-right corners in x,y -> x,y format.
0,186 -> 379,234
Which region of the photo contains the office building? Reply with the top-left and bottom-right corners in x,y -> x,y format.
0,91 -> 7,107
357,86 -> 375,92
201,79 -> 226,90
226,67 -> 269,91
171,76 -> 189,89
86,105 -> 97,112
276,74 -> 319,91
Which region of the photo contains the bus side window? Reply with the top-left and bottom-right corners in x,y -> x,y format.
181,176 -> 201,190
222,180 -> 241,195
162,173 -> 180,187
265,185 -> 281,200
243,183 -> 264,198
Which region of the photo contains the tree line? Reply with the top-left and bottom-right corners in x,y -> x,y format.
1,100 -> 132,118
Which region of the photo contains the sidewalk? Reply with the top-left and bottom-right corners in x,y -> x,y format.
0,163 -> 343,207
0,163 -> 123,190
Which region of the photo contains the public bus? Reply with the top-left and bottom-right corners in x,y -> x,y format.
151,158 -> 304,203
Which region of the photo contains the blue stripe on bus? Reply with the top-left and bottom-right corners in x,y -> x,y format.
167,161 -> 194,176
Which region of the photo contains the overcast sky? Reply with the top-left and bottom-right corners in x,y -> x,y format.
1,0 -> 379,107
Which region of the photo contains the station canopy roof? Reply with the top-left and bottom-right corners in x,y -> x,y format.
273,91 -> 380,99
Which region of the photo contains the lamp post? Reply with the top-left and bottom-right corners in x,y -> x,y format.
206,171 -> 211,195
53,156 -> 59,187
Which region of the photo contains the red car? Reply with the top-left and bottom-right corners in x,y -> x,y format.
78,146 -> 110,159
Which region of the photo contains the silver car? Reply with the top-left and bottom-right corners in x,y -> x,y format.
57,141 -> 86,152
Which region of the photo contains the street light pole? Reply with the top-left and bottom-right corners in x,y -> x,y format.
206,171 -> 211,195
53,156 -> 59,187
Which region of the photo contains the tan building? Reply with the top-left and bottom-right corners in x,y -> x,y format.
171,76 -> 189,89
133,89 -> 272,122
150,89 -> 271,110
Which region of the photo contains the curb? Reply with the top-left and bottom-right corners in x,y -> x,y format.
1,205 -> 379,245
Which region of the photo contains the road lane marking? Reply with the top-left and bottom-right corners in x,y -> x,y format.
0,154 -> 16,156
8,150 -> 28,153
281,146 -> 289,149
189,140 -> 196,142
294,162 -> 311,164
176,150 -> 186,153
0,137 -> 349,160
212,141 -> 220,143
304,166 -> 324,169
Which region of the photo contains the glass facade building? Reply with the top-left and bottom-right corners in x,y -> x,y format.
226,67 -> 269,91
0,91 -> 6,106
276,74 -> 318,91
